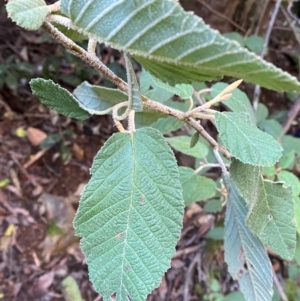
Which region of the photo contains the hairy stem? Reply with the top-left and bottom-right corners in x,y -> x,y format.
42,21 -> 231,159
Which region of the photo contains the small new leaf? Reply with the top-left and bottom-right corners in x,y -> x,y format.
30,79 -> 90,120
211,83 -> 256,124
6,0 -> 50,30
215,112 -> 282,166
124,53 -> 143,112
74,128 -> 184,301
190,132 -> 200,148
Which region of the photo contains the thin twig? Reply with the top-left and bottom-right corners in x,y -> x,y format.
42,21 -> 231,159
281,96 -> 300,137
273,271 -> 289,301
196,0 -> 246,33
253,0 -> 282,111
213,148 -> 228,173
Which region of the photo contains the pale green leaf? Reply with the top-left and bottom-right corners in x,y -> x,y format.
74,128 -> 184,301
278,151 -> 295,169
135,112 -> 166,128
151,117 -> 183,134
74,81 -> 127,114
30,79 -> 90,120
263,166 -> 276,180
60,0 -> 300,92
230,159 -> 296,260
223,172 -> 273,301
281,135 -> 300,155
211,83 -> 255,124
223,32 -> 245,46
278,170 -> 300,197
206,227 -> 224,240
167,136 -> 208,158
255,103 -> 269,124
6,0 -> 50,30
215,112 -> 282,166
203,199 -> 222,213
245,35 -> 265,54
179,166 -> 216,205
149,100 -> 189,134
224,292 -> 246,301
258,119 -> 282,139
151,75 -> 193,99
61,276 -> 84,301
74,81 -> 165,124
295,197 -> 300,235
140,69 -> 173,102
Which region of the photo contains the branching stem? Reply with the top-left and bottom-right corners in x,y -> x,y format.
41,21 -> 231,159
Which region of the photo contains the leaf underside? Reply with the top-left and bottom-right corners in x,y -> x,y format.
223,173 -> 273,301
74,127 -> 184,301
6,0 -> 50,30
60,0 -> 300,92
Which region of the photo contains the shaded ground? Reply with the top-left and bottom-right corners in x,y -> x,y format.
0,1 -> 299,301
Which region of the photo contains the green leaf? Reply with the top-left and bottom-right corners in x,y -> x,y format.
74,81 -> 127,114
151,75 -> 193,99
149,100 -> 189,134
215,112 -> 282,166
206,227 -> 224,240
211,83 -> 255,124
245,35 -> 265,54
224,292 -> 246,301
61,276 -> 84,301
281,135 -> 300,155
190,132 -> 200,148
6,0 -> 50,30
74,127 -> 184,301
255,103 -> 269,124
230,159 -> 296,260
278,150 -> 295,169
223,172 -> 273,301
258,119 -> 282,139
278,170 -> 300,197
166,136 -> 208,158
223,32 -> 245,46
179,167 -> 216,205
140,69 -> 173,102
203,199 -> 222,213
30,79 -> 90,120
60,0 -> 300,92
295,197 -> 300,235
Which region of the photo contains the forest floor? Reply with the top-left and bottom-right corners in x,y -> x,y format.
0,1 -> 299,301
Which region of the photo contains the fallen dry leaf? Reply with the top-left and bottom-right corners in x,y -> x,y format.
27,127 -> 47,146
